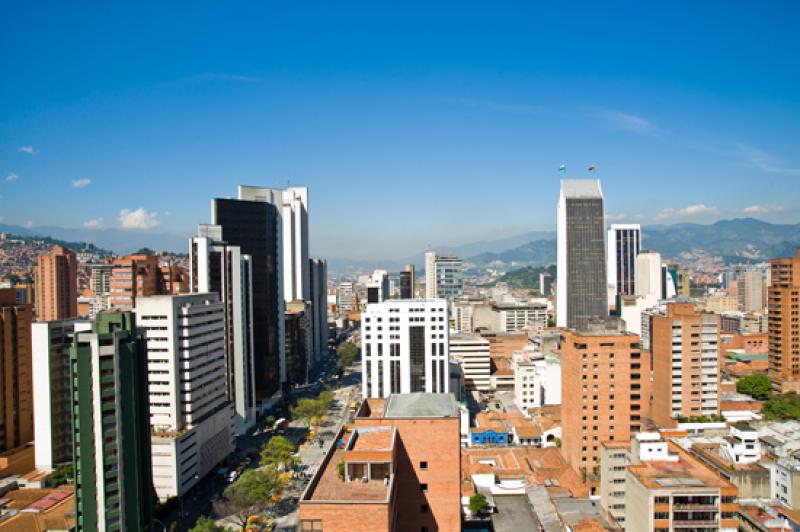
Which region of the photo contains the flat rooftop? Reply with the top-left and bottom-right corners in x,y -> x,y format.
349,427 -> 394,452
383,393 -> 459,418
306,446 -> 391,502
628,443 -> 735,491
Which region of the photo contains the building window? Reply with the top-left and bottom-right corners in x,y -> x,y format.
420,461 -> 428,470
420,483 -> 428,492
421,504 -> 429,513
301,520 -> 323,531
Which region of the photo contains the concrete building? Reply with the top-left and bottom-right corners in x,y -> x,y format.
400,264 -> 415,299
560,318 -> 650,481
768,458 -> 800,509
539,271 -> 553,296
88,262 -> 114,318
32,319 -> 90,471
425,251 -> 463,302
635,250 -> 662,300
600,433 -> 738,531
607,224 -> 641,309
557,179 -> 607,330
136,294 -> 234,500
108,254 -> 159,310
285,300 -> 312,385
650,302 -> 720,426
299,393 -> 462,532
213,186 -> 284,400
0,289 -> 33,456
449,334 -> 491,392
512,349 -> 561,413
768,248 -> 800,392
361,300 -> 450,398
278,187 -> 310,303
337,282 -> 354,312
738,270 -> 765,313
367,270 -> 390,304
190,225 -> 257,434
34,245 -> 78,321
492,301 -> 548,333
70,312 -> 154,531
309,258 -> 328,366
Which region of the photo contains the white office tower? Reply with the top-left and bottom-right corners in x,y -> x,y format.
449,335 -> 491,392
190,225 -> 256,435
425,250 -> 437,299
607,224 -> 641,309
635,251 -> 663,299
366,269 -> 390,303
512,348 -> 561,415
309,258 -> 328,365
32,319 -> 91,470
337,281 -> 354,312
278,187 -> 310,302
361,299 -> 450,398
136,293 -> 234,499
556,180 -> 607,329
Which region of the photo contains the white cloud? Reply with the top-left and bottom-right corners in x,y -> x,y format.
656,204 -> 718,221
24,220 -> 33,228
83,218 -> 104,229
736,143 -> 800,177
17,146 -> 35,155
5,172 -> 18,182
592,107 -> 657,134
118,208 -> 160,230
71,178 -> 92,189
742,204 -> 785,214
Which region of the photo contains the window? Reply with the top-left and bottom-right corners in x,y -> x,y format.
421,504 -> 429,513
654,512 -> 669,519
654,496 -> 669,504
420,461 -> 428,470
301,520 -> 323,531
420,483 -> 428,492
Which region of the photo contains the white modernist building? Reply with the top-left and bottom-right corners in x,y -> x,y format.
607,224 -> 641,309
492,302 -> 548,333
190,225 -> 257,434
635,250 -> 663,300
449,335 -> 491,392
512,348 -> 561,415
361,299 -> 450,398
32,319 -> 91,471
366,269 -> 390,304
136,293 -> 234,500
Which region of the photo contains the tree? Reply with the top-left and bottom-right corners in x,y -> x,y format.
737,374 -> 772,400
47,462 -> 74,487
762,393 -> 800,421
260,435 -> 298,470
292,397 -> 325,427
336,342 -> 358,370
218,467 -> 285,527
468,493 -> 489,516
189,515 -> 223,532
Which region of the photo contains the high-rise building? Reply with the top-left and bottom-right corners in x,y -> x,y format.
557,179 -> 607,330
424,250 -> 437,299
109,254 -> 159,310
400,264 -> 415,299
738,270 -> 765,313
285,301 -> 311,385
337,282 -> 354,313
366,269 -> 390,304
309,258 -> 328,365
768,248 -> 800,392
449,334 -> 491,391
191,225 -> 257,434
607,224 -> 641,308
539,271 -> 553,296
361,299 -> 450,398
71,312 -> 153,531
136,294 -> 234,499
299,393 -> 462,532
34,245 -> 78,321
560,318 -> 649,482
32,318 -> 90,471
677,268 -> 691,297
213,186 -> 284,400
88,262 -> 114,318
0,289 -> 33,454
158,262 -> 189,295
424,251 -> 463,302
278,187 -> 310,303
635,250 -> 663,300
649,302 -> 720,426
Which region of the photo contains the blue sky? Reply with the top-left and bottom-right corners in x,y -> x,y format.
1,1 -> 799,259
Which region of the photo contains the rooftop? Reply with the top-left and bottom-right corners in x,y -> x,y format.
628,442 -> 735,491
348,426 -> 394,452
383,393 -> 459,418
561,179 -> 602,199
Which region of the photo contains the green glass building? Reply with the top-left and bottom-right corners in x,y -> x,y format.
70,311 -> 154,531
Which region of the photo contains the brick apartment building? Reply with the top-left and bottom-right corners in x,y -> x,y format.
299,393 -> 461,532
768,247 -> 800,392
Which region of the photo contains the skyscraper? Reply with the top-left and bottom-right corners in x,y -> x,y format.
425,250 -> 437,299
366,269 -> 389,303
0,289 -> 33,454
738,270 -> 765,313
34,245 -> 78,321
557,179 -> 607,330
309,258 -> 328,365
280,187 -> 310,303
213,186 -> 284,400
136,294 -> 234,499
32,318 -> 90,470
400,263 -> 415,299
424,251 -> 463,302
635,250 -> 662,300
71,312 -> 153,531
768,247 -> 800,392
361,299 -> 450,398
191,225 -> 257,434
607,224 -> 641,308
108,254 -> 159,310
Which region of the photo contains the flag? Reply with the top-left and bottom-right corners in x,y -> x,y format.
558,164 -> 566,173
588,163 -> 596,172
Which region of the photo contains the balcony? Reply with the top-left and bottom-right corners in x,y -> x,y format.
672,520 -> 718,527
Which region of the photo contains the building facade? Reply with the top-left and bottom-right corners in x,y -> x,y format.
400,264 -> 415,299
34,245 -> 78,321
768,248 -> 800,392
607,224 -> 641,309
0,289 -> 33,455
361,300 -> 450,398
635,250 -> 662,300
108,254 -> 159,310
449,334 -> 491,391
367,270 -> 390,304
557,179 -> 607,330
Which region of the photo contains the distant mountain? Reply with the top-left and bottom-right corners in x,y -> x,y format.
0,223 -> 189,254
467,239 -> 556,268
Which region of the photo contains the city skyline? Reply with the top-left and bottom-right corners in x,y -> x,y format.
2,3 -> 800,260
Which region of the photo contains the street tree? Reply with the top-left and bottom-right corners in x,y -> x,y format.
260,435 -> 298,470
189,515 -> 223,532
736,374 -> 772,400
217,467 -> 285,527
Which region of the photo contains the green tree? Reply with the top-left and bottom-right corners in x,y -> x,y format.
762,393 -> 800,421
46,462 -> 74,487
189,515 -> 223,532
468,493 -> 489,516
292,397 -> 324,427
336,342 -> 358,370
217,467 -> 285,527
736,374 -> 772,400
260,435 -> 298,470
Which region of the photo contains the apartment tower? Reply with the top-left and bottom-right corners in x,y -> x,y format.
34,245 -> 78,321
635,250 -> 663,300
650,302 -> 720,426
0,289 -> 33,454
400,264 -> 415,299
557,180 -> 607,330
768,247 -> 800,392
108,254 -> 159,310
607,224 -> 641,309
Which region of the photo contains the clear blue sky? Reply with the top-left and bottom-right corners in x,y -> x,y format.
1,1 -> 799,259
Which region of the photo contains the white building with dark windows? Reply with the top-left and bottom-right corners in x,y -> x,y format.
366,269 -> 390,304
607,224 -> 641,309
424,251 -> 463,302
136,293 -> 234,500
361,299 -> 450,398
